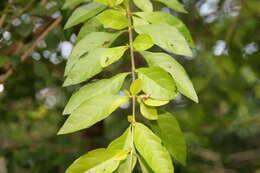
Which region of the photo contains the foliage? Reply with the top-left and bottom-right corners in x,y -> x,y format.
59,0 -> 197,172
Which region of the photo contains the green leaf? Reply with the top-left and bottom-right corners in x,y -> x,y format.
134,123 -> 174,173
108,127 -> 132,151
62,0 -> 91,9
152,0 -> 187,13
63,73 -> 129,115
136,66 -> 177,100
108,128 -> 137,173
140,51 -> 198,103
130,79 -> 142,95
143,98 -> 169,107
65,2 -> 106,29
150,110 -> 187,165
65,31 -> 122,76
132,16 -> 149,27
140,102 -> 158,120
133,0 -> 153,12
137,155 -> 154,173
133,34 -> 154,51
135,23 -> 192,57
77,18 -> 103,42
135,11 -> 194,48
65,148 -> 126,173
100,46 -> 129,67
58,94 -> 129,134
97,9 -> 128,30
63,49 -> 103,87
95,0 -> 124,6
114,155 -> 137,173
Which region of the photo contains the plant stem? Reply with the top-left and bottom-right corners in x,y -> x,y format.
126,2 -> 136,172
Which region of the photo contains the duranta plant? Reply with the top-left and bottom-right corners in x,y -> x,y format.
59,0 -> 198,172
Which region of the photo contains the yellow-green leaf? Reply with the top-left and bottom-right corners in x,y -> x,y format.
65,148 -> 125,173
130,79 -> 143,95
63,73 -> 129,115
62,0 -> 91,9
58,94 -> 129,134
140,51 -> 198,103
135,11 -> 194,48
133,0 -> 153,12
97,9 -> 128,30
64,2 -> 106,29
134,123 -> 174,173
150,110 -> 187,165
152,0 -> 187,13
135,23 -> 192,57
133,34 -> 154,51
136,66 -> 177,100
140,102 -> 158,120
143,98 -> 169,107
100,46 -> 129,67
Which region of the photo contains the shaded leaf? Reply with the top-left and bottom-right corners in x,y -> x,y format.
137,155 -> 154,173
135,11 -> 194,48
63,73 -> 129,115
58,94 -> 129,134
134,123 -> 174,173
150,110 -> 187,165
135,23 -> 192,57
97,9 -> 128,30
64,2 -> 106,29
140,51 -> 198,103
136,66 -> 177,100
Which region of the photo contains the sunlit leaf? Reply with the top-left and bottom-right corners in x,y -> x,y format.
100,46 -> 129,67
135,11 -> 194,48
65,31 -> 123,76
140,51 -> 198,103
63,73 -> 129,115
150,110 -> 187,165
136,66 -> 177,100
133,34 -> 154,51
62,0 -> 91,9
133,0 -> 153,12
65,148 -> 126,173
135,23 -> 192,56
140,102 -> 158,120
143,98 -> 169,107
97,9 -> 128,30
130,79 -> 143,95
134,123 -> 174,173
138,155 -> 154,173
64,2 -> 106,29
152,0 -> 187,13
58,94 -> 129,134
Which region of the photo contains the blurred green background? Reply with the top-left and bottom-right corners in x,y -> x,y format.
0,0 -> 259,172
